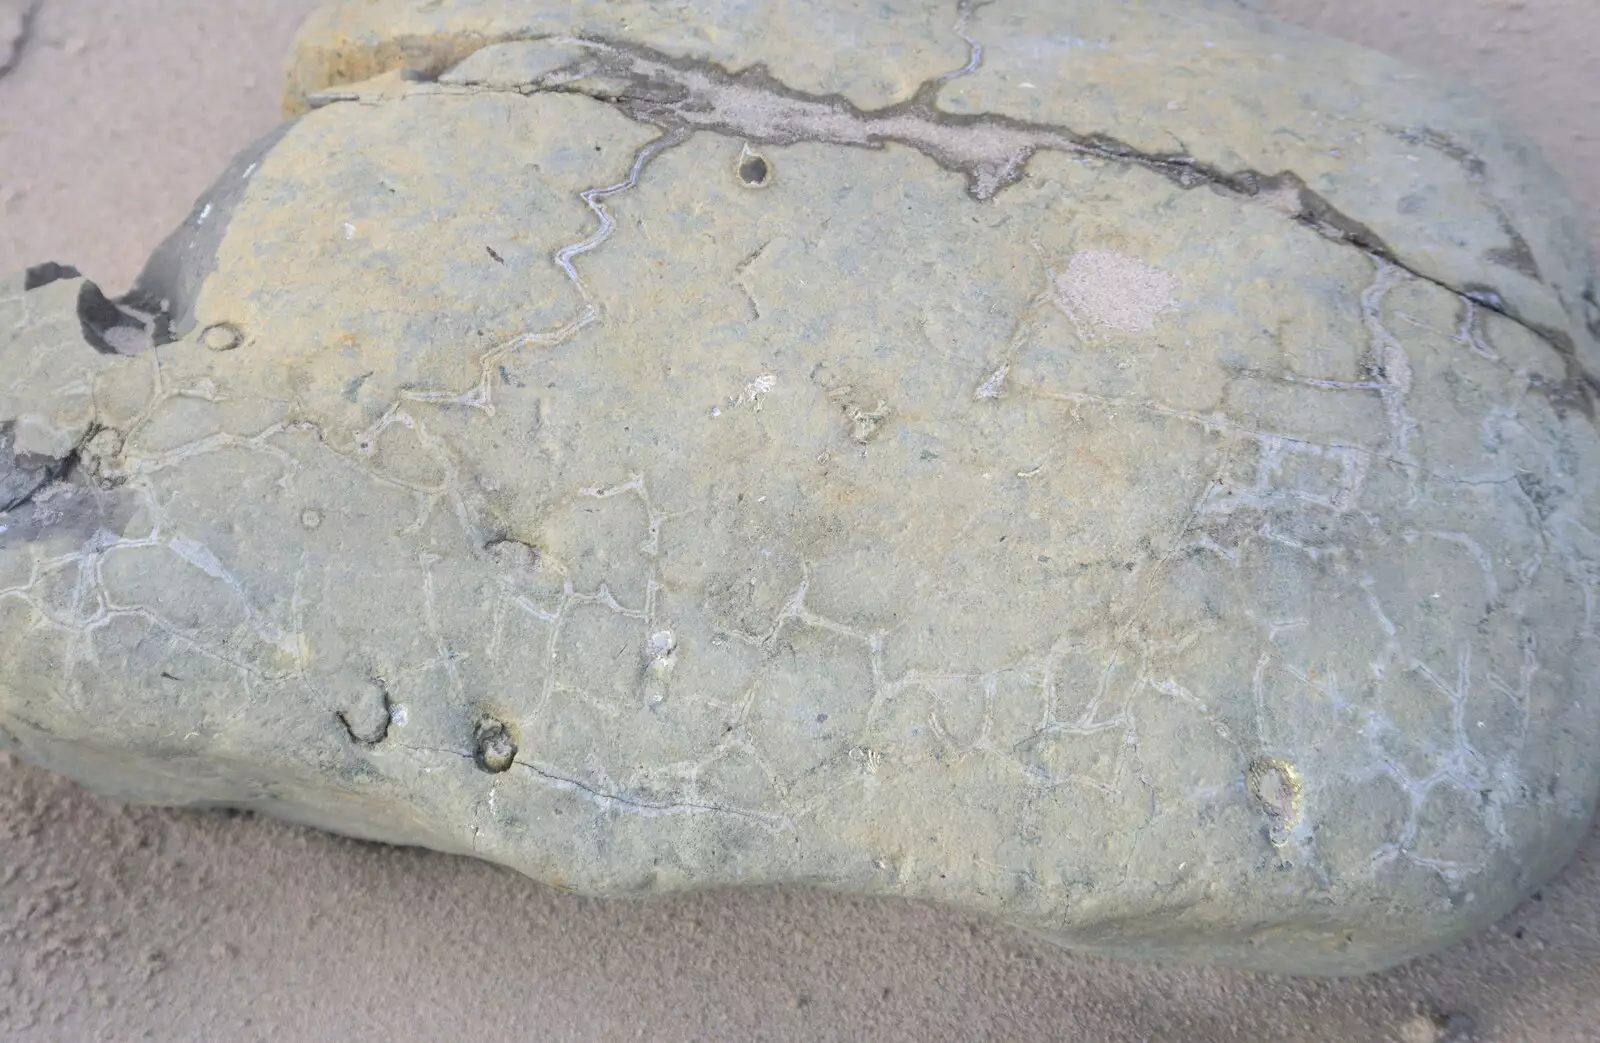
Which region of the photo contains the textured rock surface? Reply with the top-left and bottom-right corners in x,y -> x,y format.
2,0 -> 1598,975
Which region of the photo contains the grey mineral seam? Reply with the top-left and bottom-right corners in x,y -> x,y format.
305,27 -> 1598,406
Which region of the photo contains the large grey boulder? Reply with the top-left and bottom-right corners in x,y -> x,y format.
3,0 -> 1598,975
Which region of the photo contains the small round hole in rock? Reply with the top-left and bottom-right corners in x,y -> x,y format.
737,152 -> 771,188
473,717 -> 518,773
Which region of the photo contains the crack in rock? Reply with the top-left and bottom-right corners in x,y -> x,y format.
0,406 -> 117,519
402,32 -> 1595,407
0,421 -> 77,514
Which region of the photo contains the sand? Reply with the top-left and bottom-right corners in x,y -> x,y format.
1,0 -> 1597,1039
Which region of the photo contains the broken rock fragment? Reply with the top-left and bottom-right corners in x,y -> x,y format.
3,0 -> 1599,975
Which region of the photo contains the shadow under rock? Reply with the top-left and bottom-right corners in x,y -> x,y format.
2,753 -> 1597,1042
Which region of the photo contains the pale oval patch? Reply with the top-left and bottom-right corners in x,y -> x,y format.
1054,250 -> 1179,333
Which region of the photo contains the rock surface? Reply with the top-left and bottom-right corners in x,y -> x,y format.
2,0 -> 1598,975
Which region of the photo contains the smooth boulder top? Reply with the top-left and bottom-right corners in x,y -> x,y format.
0,0 -> 1597,976
283,0 -> 1600,377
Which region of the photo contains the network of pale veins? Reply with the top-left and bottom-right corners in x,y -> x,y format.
0,0 -> 1594,888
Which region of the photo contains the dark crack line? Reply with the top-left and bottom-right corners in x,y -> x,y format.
0,419 -> 104,515
394,740 -> 472,760
586,38 -> 1595,406
411,31 -> 1595,408
0,444 -> 75,514
0,0 -> 42,80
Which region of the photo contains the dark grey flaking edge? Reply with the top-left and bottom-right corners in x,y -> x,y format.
22,261 -> 80,290
123,120 -> 297,341
75,279 -> 162,354
1,122 -> 315,539
0,448 -> 138,552
0,421 -> 66,513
